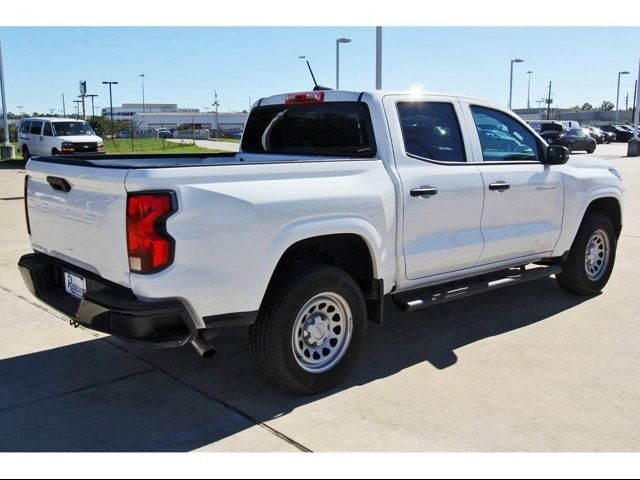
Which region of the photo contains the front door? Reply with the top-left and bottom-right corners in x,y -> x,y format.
384,96 -> 485,280
462,102 -> 564,265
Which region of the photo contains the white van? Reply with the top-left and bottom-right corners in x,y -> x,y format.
18,118 -> 104,160
527,119 -> 580,133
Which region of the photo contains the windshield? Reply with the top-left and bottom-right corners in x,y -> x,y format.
52,122 -> 95,137
241,102 -> 376,157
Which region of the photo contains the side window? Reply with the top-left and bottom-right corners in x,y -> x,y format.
42,122 -> 53,137
471,106 -> 540,162
29,121 -> 43,135
19,121 -> 31,134
397,102 -> 466,162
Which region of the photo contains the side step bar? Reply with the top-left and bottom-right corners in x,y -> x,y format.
392,265 -> 562,312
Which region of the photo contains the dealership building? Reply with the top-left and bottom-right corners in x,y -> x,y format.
102,103 -> 249,132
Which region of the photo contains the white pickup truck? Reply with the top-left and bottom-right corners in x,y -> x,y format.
19,90 -> 624,394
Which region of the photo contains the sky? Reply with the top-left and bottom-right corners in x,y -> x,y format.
0,26 -> 639,115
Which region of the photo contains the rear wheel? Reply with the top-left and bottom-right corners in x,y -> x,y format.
249,263 -> 367,394
587,146 -> 595,154
556,213 -> 617,295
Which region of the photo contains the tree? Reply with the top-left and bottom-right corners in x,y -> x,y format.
580,102 -> 593,111
599,101 -> 614,111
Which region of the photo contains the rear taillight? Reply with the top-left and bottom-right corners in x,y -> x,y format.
284,91 -> 325,105
126,192 -> 176,274
24,175 -> 31,235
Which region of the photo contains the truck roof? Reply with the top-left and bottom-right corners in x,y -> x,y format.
255,89 -> 507,111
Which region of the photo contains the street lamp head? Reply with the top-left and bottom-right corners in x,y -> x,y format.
620,71 -> 630,75
140,73 -> 145,78
337,37 -> 352,44
527,70 -> 533,74
298,55 -> 306,59
512,58 -> 524,63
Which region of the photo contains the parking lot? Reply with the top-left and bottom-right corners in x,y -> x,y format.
0,142 -> 638,452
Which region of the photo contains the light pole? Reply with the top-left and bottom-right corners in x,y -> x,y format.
508,58 -> 524,110
212,91 -> 219,138
86,94 -> 98,118
102,81 -> 118,138
616,70 -> 630,124
376,27 -> 382,90
0,39 -> 14,160
526,70 -> 533,109
139,74 -> 146,113
17,105 -> 23,118
336,37 -> 351,90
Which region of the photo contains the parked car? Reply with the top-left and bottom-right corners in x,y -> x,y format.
19,89 -> 623,394
18,118 -> 104,160
600,125 -> 632,142
552,128 -> 597,153
582,126 -> 606,144
116,131 -> 131,139
157,128 -> 172,139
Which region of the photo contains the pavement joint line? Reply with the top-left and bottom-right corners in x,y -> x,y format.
0,283 -> 101,339
0,368 -> 155,416
0,197 -> 24,201
0,283 -> 310,452
103,338 -> 313,453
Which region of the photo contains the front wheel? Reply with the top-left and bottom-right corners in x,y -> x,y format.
556,213 -> 617,295
587,146 -> 595,154
249,263 -> 367,394
21,145 -> 30,161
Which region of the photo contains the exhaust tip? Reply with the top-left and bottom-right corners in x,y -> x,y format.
191,335 -> 216,359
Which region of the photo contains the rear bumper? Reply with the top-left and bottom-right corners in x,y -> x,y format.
18,253 -> 195,348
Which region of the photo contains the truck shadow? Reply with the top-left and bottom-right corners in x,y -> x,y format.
0,277 -> 592,451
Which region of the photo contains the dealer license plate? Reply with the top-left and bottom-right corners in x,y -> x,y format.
64,271 -> 86,299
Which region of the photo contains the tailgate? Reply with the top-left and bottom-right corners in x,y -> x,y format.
26,159 -> 131,287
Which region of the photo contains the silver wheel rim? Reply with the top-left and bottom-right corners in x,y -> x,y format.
584,229 -> 610,281
291,292 -> 353,374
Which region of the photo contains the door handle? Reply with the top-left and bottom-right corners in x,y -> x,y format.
46,176 -> 72,193
488,181 -> 510,192
410,186 -> 438,197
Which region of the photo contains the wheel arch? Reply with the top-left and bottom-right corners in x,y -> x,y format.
263,232 -> 384,324
583,196 -> 622,239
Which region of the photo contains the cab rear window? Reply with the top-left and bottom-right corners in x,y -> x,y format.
241,102 -> 376,158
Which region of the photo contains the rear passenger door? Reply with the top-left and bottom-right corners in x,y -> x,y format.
461,102 -> 564,265
384,95 -> 485,280
28,120 -> 45,156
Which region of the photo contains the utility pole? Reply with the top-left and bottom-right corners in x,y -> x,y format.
86,94 -> 98,118
212,91 -> 220,138
49,108 -> 55,117
546,81 -> 552,120
625,92 -> 629,111
375,27 -> 382,90
73,100 -> 81,120
102,81 -> 118,138
17,105 -> 23,118
61,93 -> 66,117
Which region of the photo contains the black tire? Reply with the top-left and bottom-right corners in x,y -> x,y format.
51,148 -> 59,156
249,263 -> 367,394
587,146 -> 595,154
566,144 -> 573,153
21,145 -> 30,161
556,213 -> 617,295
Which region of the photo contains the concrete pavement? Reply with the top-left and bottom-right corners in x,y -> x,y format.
0,143 -> 639,451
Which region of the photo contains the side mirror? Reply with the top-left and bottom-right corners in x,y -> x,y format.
545,145 -> 569,165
